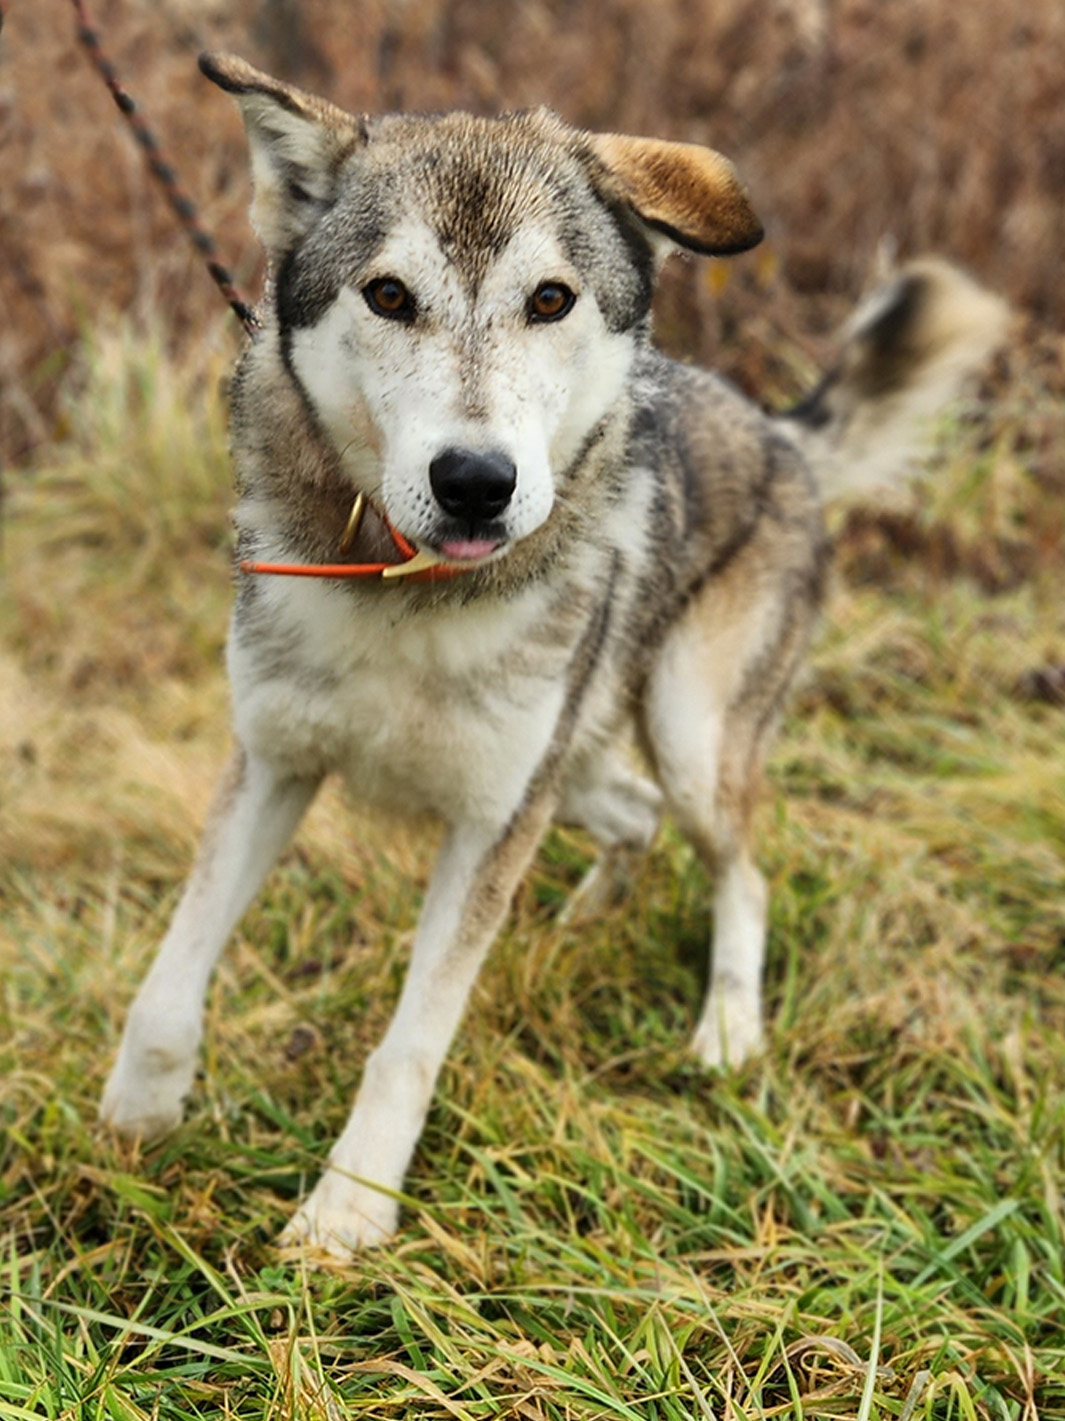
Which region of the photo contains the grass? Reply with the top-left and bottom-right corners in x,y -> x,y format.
2,318 -> 1064,1419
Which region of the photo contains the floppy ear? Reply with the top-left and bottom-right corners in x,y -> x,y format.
199,51 -> 365,256
588,132 -> 763,257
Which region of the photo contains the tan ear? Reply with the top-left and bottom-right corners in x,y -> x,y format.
588,132 -> 763,256
199,52 -> 365,255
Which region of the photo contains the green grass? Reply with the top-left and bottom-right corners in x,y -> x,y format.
2,321 -> 1064,1418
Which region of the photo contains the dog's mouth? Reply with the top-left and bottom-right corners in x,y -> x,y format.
435,536 -> 503,562
428,516 -> 510,565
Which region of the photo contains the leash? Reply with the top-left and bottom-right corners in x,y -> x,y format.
68,0 -> 261,338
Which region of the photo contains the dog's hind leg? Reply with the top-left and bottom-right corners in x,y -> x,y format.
281,786 -> 558,1258
101,744 -> 320,1139
556,745 -> 662,922
642,565 -> 815,1070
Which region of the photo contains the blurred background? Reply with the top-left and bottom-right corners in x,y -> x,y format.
3,0 -> 1065,463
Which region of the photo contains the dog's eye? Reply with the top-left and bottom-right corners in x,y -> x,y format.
363,277 -> 415,322
528,282 -> 576,324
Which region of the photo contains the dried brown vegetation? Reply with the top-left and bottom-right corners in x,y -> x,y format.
2,0 -> 1065,459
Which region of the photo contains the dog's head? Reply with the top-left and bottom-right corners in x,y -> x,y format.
202,53 -> 761,565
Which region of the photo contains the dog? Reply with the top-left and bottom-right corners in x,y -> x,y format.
100,51 -> 1006,1258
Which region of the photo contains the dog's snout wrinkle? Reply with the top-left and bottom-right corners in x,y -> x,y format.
429,448 -> 517,523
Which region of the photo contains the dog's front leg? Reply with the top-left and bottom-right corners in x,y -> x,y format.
281,787 -> 557,1258
101,745 -> 320,1139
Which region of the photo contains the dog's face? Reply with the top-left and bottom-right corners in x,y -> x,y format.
202,55 -> 762,564
278,111 -> 656,562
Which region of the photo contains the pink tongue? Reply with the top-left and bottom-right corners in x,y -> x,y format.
439,538 -> 499,562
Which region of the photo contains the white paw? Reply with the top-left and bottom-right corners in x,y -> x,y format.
279,1171 -> 399,1260
100,1034 -> 197,1140
690,988 -> 764,1070
100,1072 -> 191,1140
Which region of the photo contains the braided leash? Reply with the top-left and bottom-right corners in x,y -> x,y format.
68,0 -> 261,338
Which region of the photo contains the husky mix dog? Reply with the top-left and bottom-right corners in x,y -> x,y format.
100,52 -> 1005,1257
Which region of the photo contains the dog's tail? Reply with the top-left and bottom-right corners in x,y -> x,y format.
778,258 -> 1008,500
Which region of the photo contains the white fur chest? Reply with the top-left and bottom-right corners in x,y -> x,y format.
227,575 -> 572,825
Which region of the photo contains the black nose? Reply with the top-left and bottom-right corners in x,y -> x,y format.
429,448 -> 517,523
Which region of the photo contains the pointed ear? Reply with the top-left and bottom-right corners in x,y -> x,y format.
199,51 -> 365,255
587,132 -> 763,257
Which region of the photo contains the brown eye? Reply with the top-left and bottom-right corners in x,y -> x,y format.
363,277 -> 414,321
528,281 -> 576,323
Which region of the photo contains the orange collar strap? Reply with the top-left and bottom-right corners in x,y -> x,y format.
239,493 -> 473,584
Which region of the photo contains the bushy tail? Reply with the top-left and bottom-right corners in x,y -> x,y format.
778,258 -> 1008,500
